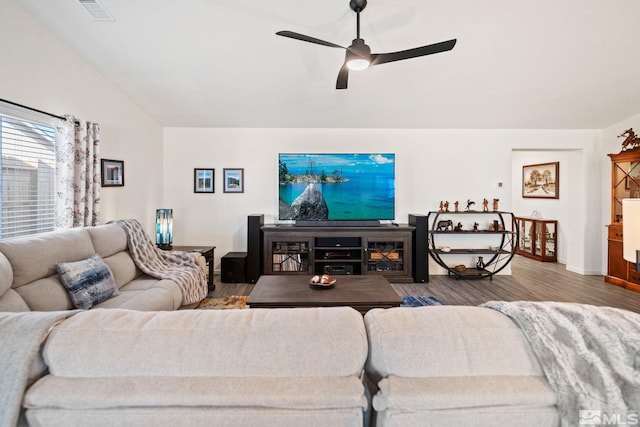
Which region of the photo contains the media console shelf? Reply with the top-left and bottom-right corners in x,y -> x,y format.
426,210 -> 518,280
262,225 -> 415,282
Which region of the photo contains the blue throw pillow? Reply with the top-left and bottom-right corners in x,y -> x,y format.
57,253 -> 119,309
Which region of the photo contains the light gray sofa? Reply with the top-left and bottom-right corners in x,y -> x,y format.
0,223 -> 205,312
364,306 -> 559,427
6,303 -> 637,426
22,307 -> 370,427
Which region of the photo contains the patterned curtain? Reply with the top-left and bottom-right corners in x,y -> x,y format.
55,116 -> 101,229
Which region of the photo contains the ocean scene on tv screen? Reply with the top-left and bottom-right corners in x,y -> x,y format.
279,153 -> 395,221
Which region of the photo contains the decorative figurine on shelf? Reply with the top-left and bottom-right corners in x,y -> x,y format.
466,199 -> 476,211
439,201 -> 444,212
618,128 -> 640,152
473,222 -> 479,232
482,198 -> 489,212
444,201 -> 449,212
436,219 -> 454,232
454,201 -> 459,212
454,222 -> 463,231
493,198 -> 500,212
476,256 -> 485,270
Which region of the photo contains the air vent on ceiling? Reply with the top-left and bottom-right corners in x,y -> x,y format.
78,0 -> 115,21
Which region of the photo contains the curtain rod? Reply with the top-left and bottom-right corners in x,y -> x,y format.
0,98 -> 69,122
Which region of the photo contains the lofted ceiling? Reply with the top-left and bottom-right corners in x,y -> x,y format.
13,0 -> 640,129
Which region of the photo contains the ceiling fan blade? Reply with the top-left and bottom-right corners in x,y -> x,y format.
276,31 -> 346,49
336,63 -> 349,89
370,39 -> 457,66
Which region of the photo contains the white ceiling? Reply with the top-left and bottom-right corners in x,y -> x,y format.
14,0 -> 640,129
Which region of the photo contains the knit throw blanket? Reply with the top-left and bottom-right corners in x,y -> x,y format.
482,301 -> 640,427
115,219 -> 207,305
0,311 -> 78,427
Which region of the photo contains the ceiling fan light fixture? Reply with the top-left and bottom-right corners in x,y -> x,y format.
347,58 -> 370,71
346,38 -> 371,71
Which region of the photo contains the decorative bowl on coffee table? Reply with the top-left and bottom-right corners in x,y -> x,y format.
309,274 -> 336,290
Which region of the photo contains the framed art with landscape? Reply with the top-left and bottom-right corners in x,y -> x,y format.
522,162 -> 559,199
223,168 -> 244,193
194,168 -> 214,193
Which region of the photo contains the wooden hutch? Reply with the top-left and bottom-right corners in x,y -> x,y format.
606,147 -> 640,292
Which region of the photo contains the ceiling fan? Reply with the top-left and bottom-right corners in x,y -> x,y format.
276,0 -> 457,89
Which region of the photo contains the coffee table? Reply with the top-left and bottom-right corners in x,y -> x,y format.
247,275 -> 403,314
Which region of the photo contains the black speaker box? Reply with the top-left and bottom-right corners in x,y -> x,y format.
409,214 -> 429,283
221,252 -> 247,283
246,214 -> 264,283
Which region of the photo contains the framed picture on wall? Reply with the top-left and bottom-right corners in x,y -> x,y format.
194,168 -> 214,193
101,159 -> 124,187
223,168 -> 244,193
522,162 -> 559,199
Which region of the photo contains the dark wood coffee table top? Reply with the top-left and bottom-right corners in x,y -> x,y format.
247,275 -> 402,313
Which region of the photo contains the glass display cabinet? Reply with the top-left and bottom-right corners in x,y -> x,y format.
606,149 -> 640,291
515,217 -> 557,262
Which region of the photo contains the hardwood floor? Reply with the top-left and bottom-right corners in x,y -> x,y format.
209,256 -> 640,314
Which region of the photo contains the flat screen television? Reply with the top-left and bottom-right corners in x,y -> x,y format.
278,153 -> 395,224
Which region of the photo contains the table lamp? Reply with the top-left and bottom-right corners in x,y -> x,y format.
156,209 -> 173,250
623,199 -> 640,271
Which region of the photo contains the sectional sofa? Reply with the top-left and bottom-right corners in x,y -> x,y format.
4,303 -> 637,427
0,222 -> 206,312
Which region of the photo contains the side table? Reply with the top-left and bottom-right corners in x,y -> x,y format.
170,246 -> 216,291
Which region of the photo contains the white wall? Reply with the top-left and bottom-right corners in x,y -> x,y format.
163,128 -> 601,273
1,1 -> 163,234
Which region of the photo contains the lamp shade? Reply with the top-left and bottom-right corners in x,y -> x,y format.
622,199 -> 640,263
156,209 -> 173,249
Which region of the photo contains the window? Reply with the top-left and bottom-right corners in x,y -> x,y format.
0,106 -> 56,239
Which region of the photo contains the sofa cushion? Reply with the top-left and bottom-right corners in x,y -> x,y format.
101,251 -> 142,288
372,375 -> 557,411
364,306 -> 544,382
42,307 -> 368,378
25,406 -> 363,427
0,289 -> 30,312
0,252 -> 14,296
25,376 -> 366,410
57,254 -> 119,310
0,227 -> 95,288
103,277 -> 182,310
86,223 -> 128,258
13,276 -> 74,311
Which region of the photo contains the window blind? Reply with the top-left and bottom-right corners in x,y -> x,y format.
0,104 -> 57,239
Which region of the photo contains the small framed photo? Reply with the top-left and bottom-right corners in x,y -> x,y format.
223,168 -> 244,193
194,168 -> 214,193
101,159 -> 124,187
522,162 -> 559,199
